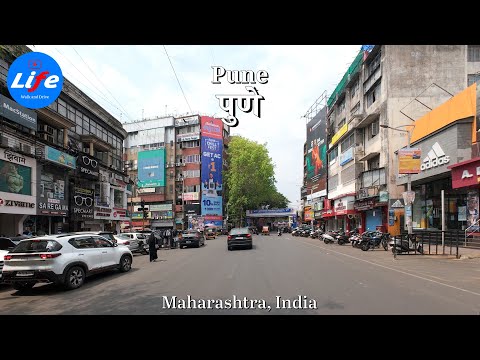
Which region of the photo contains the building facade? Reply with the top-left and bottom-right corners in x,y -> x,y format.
0,45 -> 130,236
318,45 -> 480,235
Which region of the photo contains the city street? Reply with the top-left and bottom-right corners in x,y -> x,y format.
1,233 -> 480,315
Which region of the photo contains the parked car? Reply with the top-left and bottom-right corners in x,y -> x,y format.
114,233 -> 148,254
1,234 -> 133,292
228,227 -> 253,251
72,231 -> 116,243
0,237 -> 17,283
178,230 -> 205,249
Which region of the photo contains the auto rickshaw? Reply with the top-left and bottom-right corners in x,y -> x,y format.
261,226 -> 270,236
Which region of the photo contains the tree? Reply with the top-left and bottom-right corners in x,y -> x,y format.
225,136 -> 289,226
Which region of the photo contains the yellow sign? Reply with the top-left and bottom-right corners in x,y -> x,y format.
398,148 -> 421,174
329,123 -> 348,148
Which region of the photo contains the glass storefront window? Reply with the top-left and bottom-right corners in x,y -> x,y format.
114,189 -> 123,208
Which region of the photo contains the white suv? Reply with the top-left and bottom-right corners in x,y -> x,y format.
2,234 -> 133,292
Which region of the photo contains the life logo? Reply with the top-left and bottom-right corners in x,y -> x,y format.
7,52 -> 63,109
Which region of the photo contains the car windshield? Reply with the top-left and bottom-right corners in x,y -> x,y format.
10,239 -> 62,253
230,228 -> 250,235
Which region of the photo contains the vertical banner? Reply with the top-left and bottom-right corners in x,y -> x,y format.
201,117 -> 223,218
306,106 -> 327,193
467,191 -> 479,228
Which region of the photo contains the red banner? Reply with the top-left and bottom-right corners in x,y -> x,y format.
449,158 -> 480,189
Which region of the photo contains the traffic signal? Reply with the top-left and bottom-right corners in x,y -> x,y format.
141,199 -> 145,210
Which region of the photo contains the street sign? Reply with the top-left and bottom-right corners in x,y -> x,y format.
391,200 -> 404,208
405,205 -> 412,217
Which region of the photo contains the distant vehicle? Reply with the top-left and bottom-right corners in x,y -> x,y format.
178,230 -> 205,249
261,226 -> 270,236
2,234 -> 132,292
0,237 -> 17,283
205,228 -> 216,240
228,227 -> 253,251
114,233 -> 148,254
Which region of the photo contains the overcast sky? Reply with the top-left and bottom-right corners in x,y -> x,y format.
28,45 -> 361,208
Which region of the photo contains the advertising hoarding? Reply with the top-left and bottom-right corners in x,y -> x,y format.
137,149 -> 165,188
306,106 -> 327,193
398,148 -> 422,174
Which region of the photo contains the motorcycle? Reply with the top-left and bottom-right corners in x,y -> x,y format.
322,230 -> 339,244
337,229 -> 357,245
389,234 -> 424,254
360,231 -> 390,251
278,229 -> 282,236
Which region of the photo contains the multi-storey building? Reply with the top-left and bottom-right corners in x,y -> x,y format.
320,45 -> 480,234
124,115 -> 230,231
0,45 -> 130,236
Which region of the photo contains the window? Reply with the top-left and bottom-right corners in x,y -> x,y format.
370,119 -> 379,138
58,99 -> 67,117
365,51 -> 381,78
468,74 -> 480,86
114,189 -> 123,208
350,80 -> 359,98
341,133 -> 354,152
468,46 -> 480,62
184,154 -> 200,163
338,99 -> 345,113
329,146 -> 338,163
368,155 -> 380,170
351,102 -> 360,115
366,81 -> 381,108
93,237 -> 113,247
338,118 -> 345,130
69,237 -> 95,249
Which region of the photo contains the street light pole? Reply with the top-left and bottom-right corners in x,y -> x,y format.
380,124 -> 415,258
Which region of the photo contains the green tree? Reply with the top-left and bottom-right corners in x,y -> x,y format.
225,136 -> 289,226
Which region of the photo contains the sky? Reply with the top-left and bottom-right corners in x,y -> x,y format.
27,45 -> 361,208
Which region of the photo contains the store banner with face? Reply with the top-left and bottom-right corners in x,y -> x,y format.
467,191 -> 479,228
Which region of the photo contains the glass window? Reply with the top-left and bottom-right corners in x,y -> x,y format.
69,237 -> 96,249
366,81 -> 381,108
329,146 -> 338,163
468,46 -> 480,62
93,237 -> 113,248
12,240 -> 62,252
114,189 -> 123,208
341,133 -> 354,152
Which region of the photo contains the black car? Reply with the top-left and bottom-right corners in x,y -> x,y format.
178,230 -> 205,249
227,227 -> 253,251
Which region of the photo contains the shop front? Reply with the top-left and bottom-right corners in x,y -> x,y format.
149,203 -> 174,229
333,195 -> 355,231
397,121 -> 473,231
0,148 -> 37,236
448,157 -> 480,230
353,192 -> 389,233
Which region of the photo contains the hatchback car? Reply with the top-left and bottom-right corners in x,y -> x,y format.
204,228 -> 216,240
227,227 -> 253,250
2,234 -> 133,292
178,230 -> 205,249
114,233 -> 148,254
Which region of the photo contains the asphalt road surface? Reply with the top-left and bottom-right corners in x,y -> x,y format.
2,233 -> 480,315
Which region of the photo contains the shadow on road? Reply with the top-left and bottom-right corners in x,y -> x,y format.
8,267 -> 140,297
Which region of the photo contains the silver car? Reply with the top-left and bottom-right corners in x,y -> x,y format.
114,233 -> 148,254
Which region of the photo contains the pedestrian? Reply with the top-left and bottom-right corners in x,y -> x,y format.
148,232 -> 158,262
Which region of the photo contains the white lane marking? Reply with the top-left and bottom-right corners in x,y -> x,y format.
227,263 -> 238,280
295,239 -> 480,297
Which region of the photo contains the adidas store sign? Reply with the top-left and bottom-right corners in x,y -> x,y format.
420,142 -> 450,171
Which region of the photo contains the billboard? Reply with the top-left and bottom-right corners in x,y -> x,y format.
45,146 -> 76,170
398,148 -> 421,174
306,106 -> 327,192
201,117 -> 223,217
0,158 -> 32,195
137,149 -> 165,188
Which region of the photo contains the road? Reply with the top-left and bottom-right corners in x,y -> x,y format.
1,233 -> 480,314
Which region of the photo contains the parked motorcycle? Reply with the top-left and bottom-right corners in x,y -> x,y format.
389,234 -> 423,254
360,231 -> 390,251
278,229 -> 282,236
322,230 -> 339,244
337,229 -> 357,245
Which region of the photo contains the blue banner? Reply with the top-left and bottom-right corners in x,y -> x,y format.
45,146 -> 76,169
138,149 -> 165,188
201,136 -> 223,216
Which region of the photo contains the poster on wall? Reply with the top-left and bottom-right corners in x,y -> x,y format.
458,206 -> 467,222
467,191 -> 479,227
0,159 -> 31,195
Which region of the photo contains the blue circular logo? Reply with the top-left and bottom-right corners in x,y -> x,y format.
7,51 -> 63,109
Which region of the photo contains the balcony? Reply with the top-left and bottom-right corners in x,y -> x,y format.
356,167 -> 386,199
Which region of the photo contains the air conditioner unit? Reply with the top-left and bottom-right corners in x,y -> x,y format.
21,144 -> 32,154
42,133 -> 54,143
175,162 -> 182,167
1,136 -> 9,147
38,124 -> 55,135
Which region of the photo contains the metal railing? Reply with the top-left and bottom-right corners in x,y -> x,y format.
393,231 -> 460,259
464,218 -> 480,247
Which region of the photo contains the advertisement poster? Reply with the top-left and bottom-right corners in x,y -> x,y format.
137,149 -> 165,188
467,191 -> 479,227
0,159 -> 31,195
306,106 -> 327,192
458,206 -> 467,222
201,117 -> 223,216
45,146 -> 76,169
70,186 -> 94,221
398,148 -> 421,174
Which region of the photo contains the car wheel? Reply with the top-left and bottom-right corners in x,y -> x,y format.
13,282 -> 35,292
249,245 -> 253,250
64,266 -> 85,290
119,254 -> 132,272
228,246 -> 232,251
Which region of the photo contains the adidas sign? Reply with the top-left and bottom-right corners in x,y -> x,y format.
420,142 -> 450,171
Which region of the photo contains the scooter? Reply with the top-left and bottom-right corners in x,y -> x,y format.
389,234 -> 424,254
322,230 -> 338,244
278,229 -> 282,236
337,229 -> 357,245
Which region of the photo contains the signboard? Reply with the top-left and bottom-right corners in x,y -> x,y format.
398,148 -> 422,174
379,191 -> 389,203
450,158 -> 480,189
45,146 -> 76,170
183,192 -> 199,201
329,123 -> 348,148
184,203 -> 201,215
0,94 -> 37,130
306,106 -> 327,193
177,133 -> 200,142
37,170 -> 68,216
205,215 -> 223,228
94,207 -> 130,221
201,117 -> 223,216
175,115 -> 199,127
0,158 -> 32,195
149,203 -> 173,211
138,149 -> 165,188
70,186 -> 94,220
137,187 -> 156,194
458,206 -> 467,221
340,147 -> 354,166
76,154 -> 99,180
